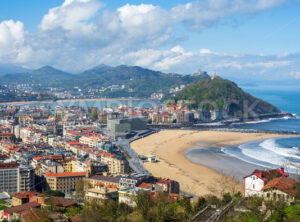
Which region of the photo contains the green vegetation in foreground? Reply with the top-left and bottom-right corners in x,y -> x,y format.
171,76 -> 281,117
15,182 -> 300,222
0,199 -> 8,210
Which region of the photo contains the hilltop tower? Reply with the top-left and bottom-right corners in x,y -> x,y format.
211,71 -> 217,80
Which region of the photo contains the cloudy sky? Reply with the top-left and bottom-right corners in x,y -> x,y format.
0,0 -> 300,81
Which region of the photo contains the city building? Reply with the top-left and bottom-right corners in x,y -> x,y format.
0,162 -> 18,194
84,175 -> 120,188
11,191 -> 42,206
0,201 -> 41,221
19,165 -> 35,192
85,184 -> 119,203
210,110 -> 224,121
107,116 -> 147,139
155,179 -> 180,194
118,187 -> 151,207
45,171 -> 86,193
262,176 -> 296,204
101,154 -> 130,174
244,168 -> 289,197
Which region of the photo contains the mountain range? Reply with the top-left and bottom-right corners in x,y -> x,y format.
0,65 -> 209,97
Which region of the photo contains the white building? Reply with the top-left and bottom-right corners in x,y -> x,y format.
244,168 -> 288,197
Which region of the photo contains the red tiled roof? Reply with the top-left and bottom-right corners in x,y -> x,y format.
157,179 -> 173,185
71,215 -> 83,222
12,191 -> 42,199
138,183 -> 152,189
5,201 -> 41,214
21,209 -> 51,221
262,176 -> 296,196
50,197 -> 77,207
0,133 -> 13,136
245,168 -> 288,182
33,155 -> 63,161
0,162 -> 18,169
45,171 -> 86,177
0,154 -> 8,159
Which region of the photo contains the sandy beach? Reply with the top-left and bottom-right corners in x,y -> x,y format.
131,130 -> 295,197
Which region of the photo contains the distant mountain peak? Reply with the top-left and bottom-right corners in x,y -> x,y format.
0,64 -> 32,75
35,65 -> 57,71
31,65 -> 72,76
87,64 -> 113,73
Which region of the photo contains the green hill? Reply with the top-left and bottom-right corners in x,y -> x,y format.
74,65 -> 210,97
0,65 -> 210,98
172,76 -> 281,117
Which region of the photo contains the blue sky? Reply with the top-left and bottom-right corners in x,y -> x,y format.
0,0 -> 300,81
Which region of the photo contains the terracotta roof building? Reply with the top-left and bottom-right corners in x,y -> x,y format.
45,171 -> 86,193
262,176 -> 296,204
12,191 -> 42,206
1,201 -> 41,221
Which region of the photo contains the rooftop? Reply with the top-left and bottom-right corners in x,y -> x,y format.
12,191 -> 42,199
5,201 -> 41,214
88,175 -> 120,183
0,162 -> 18,169
262,176 -> 296,196
45,171 -> 86,177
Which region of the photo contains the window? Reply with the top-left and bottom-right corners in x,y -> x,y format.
267,193 -> 270,198
253,184 -> 255,189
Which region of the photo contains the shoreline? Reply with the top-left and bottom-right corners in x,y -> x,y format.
0,97 -> 149,106
130,130 -> 296,197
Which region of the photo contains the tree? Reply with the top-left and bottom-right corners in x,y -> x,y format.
65,206 -> 82,218
91,108 -> 100,121
222,192 -> 232,205
118,202 -> 133,221
193,197 -> 207,213
180,196 -> 193,220
75,180 -> 85,199
43,189 -> 65,197
133,190 -> 152,220
244,196 -> 266,222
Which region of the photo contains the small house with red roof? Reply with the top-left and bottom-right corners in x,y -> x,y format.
12,191 -> 42,206
262,176 -> 296,204
244,168 -> 291,198
155,178 -> 180,194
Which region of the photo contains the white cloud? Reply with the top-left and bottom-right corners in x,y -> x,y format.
200,48 -> 213,54
171,0 -> 286,29
0,0 -> 294,79
290,71 -> 300,79
40,0 -> 103,36
0,20 -> 25,55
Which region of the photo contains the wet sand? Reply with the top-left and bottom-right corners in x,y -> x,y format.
130,130 -> 294,197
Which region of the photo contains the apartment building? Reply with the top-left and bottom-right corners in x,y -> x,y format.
0,162 -> 19,194
79,136 -> 98,147
101,154 -> 129,174
19,165 -> 35,192
45,171 -> 86,193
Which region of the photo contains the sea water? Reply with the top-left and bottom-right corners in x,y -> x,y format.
187,89 -> 300,177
